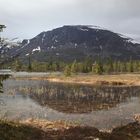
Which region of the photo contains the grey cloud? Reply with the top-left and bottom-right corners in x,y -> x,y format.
0,0 -> 140,42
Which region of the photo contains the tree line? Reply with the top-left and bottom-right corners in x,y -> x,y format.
7,56 -> 140,76
64,57 -> 140,76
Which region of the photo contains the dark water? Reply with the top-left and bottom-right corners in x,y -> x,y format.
0,75 -> 140,130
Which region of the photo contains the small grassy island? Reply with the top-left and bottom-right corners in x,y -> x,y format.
12,73 -> 140,87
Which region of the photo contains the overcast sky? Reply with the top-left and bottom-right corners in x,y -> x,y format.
0,0 -> 140,42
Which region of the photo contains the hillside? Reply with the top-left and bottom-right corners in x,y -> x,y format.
1,25 -> 140,63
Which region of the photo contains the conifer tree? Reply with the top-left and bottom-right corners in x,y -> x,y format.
128,57 -> 134,72
83,56 -> 93,73
71,60 -> 78,74
106,57 -> 113,73
95,59 -> 103,75
64,65 -> 71,76
28,55 -> 32,71
14,59 -> 22,71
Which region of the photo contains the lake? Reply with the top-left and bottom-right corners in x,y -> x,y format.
0,74 -> 140,130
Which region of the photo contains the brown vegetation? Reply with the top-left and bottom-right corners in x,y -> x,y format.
0,119 -> 140,140
13,73 -> 140,86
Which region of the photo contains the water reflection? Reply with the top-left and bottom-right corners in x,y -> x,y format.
1,78 -> 140,129
0,75 -> 10,104
4,80 -> 140,113
28,85 -> 140,113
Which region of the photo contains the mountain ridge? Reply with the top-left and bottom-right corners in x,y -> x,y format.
0,25 -> 140,63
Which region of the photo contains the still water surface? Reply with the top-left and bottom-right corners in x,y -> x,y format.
0,75 -> 140,130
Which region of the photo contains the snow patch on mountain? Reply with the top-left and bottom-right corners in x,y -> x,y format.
42,33 -> 46,43
32,46 -> 41,53
56,53 -> 60,56
6,45 -> 11,48
79,28 -> 89,31
25,53 -> 29,56
118,33 -> 140,44
68,25 -> 106,30
27,39 -> 30,44
51,46 -> 56,49
87,25 -> 106,30
55,39 -> 58,42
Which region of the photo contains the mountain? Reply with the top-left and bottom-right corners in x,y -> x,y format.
1,25 -> 140,63
0,38 -> 21,64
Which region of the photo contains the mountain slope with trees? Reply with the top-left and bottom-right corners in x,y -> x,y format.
1,25 -> 140,64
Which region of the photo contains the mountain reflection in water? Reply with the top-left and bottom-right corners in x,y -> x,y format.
25,85 -> 140,113
4,80 -> 140,113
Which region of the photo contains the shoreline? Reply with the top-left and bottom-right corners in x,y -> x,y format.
11,72 -> 140,86
0,118 -> 140,140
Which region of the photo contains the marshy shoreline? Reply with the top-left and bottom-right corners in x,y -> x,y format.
11,72 -> 140,87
